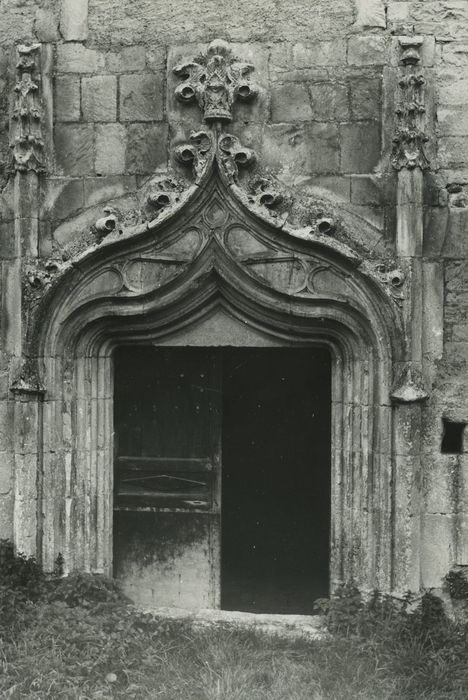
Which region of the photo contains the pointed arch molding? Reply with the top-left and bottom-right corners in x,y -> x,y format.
15,166 -> 409,597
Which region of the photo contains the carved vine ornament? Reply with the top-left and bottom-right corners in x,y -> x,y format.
391,38 -> 429,171
10,44 -> 45,173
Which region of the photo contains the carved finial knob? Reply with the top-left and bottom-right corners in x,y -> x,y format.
173,40 -> 258,123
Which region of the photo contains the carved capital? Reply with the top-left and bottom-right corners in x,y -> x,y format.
173,39 -> 258,123
10,44 -> 45,174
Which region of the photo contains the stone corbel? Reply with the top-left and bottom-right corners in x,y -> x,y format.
390,364 -> 428,403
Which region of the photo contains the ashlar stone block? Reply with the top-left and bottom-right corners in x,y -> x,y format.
438,107 -> 468,136
270,83 -> 313,122
354,0 -> 386,28
350,77 -> 381,121
55,124 -> 94,176
439,137 -> 468,168
348,35 -> 388,66
60,0 -> 88,41
292,41 -> 347,68
106,46 -> 146,73
263,122 -> 340,175
55,76 -> 80,122
120,73 -> 163,122
82,75 -> 117,122
309,82 -> 349,121
95,124 -> 126,175
57,43 -> 105,73
341,122 -> 381,173
126,123 -> 168,174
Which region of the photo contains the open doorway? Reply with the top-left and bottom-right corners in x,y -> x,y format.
113,345 -> 331,613
221,348 -> 331,614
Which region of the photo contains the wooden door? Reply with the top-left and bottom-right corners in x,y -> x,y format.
113,347 -> 221,609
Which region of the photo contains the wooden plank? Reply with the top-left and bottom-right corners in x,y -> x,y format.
115,456 -> 213,472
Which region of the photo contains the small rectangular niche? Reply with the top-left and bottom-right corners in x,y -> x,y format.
441,418 -> 466,454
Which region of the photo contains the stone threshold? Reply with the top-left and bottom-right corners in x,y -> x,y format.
145,607 -> 328,640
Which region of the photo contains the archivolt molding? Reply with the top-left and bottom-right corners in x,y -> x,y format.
26,170 -> 404,369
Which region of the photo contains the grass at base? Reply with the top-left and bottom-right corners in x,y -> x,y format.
1,600 -> 468,699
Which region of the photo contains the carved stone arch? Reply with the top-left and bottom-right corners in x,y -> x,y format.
16,167 -> 406,600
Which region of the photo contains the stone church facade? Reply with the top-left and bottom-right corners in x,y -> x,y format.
0,0 -> 468,611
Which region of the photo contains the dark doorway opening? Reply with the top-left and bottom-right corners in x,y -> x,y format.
221,348 -> 331,614
113,345 -> 331,614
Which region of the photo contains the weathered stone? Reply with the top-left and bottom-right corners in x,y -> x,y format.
87,0 -> 353,44
55,125 -> 94,175
439,137 -> 468,168
0,452 -> 13,496
349,77 -> 381,121
45,179 -> 85,222
438,107 -> 468,136
341,122 -> 381,173
82,75 -> 117,122
55,76 -> 81,122
387,2 -> 411,25
126,123 -> 168,173
421,514 -> 455,588
302,175 -> 351,200
0,2 -> 36,43
309,83 -> 349,121
439,77 -> 468,105
354,0 -> 386,28
0,494 -> 13,540
269,44 -> 330,83
350,175 -> 382,205
411,1 -> 468,38
120,73 -> 163,121
145,47 -> 167,71
83,176 -> 138,207
57,43 -> 105,73
106,46 -> 146,72
0,223 -> 16,259
270,83 -> 313,122
60,0 -> 88,41
443,43 -> 468,66
291,41 -> 347,67
95,124 -> 127,175
348,35 -> 388,66
263,123 -> 340,174
34,8 -> 60,42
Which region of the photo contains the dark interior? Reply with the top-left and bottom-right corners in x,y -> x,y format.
114,345 -> 331,614
221,348 -> 331,613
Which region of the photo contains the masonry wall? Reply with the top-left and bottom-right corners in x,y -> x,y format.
0,0 -> 468,594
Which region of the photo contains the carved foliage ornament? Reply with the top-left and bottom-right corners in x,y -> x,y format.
391,38 -> 429,171
10,44 -> 45,173
173,39 -> 258,122
175,129 -> 255,185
